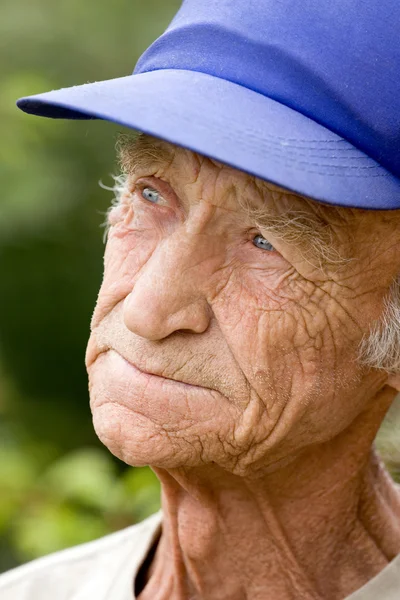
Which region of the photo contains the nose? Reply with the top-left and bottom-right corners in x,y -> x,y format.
123,236 -> 212,340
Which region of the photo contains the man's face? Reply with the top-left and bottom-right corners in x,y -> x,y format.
86,136 -> 400,476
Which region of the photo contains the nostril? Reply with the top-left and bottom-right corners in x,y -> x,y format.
180,325 -> 209,335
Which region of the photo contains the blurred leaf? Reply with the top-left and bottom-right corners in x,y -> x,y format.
122,467 -> 161,520
12,502 -> 110,560
40,448 -> 121,511
0,448 -> 38,531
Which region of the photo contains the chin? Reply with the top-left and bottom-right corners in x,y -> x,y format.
90,397 -> 207,469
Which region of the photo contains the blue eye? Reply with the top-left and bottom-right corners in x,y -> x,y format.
141,187 -> 160,204
253,234 -> 275,252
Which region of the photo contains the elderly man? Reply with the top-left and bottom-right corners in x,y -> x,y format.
2,0 -> 400,598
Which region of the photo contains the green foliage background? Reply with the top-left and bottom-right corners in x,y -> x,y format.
0,0 -> 181,572
1,0 -> 400,576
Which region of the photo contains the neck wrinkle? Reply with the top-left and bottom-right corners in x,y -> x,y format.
138,387 -> 400,600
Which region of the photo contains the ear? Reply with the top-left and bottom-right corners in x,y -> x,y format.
387,374 -> 400,392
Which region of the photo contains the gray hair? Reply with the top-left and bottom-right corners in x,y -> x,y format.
358,276 -> 400,374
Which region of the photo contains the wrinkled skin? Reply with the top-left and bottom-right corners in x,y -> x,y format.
86,140 -> 400,599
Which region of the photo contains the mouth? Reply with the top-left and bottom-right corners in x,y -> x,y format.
89,347 -> 236,425
115,350 -> 209,392
88,347 -> 242,444
93,347 -> 213,394
86,320 -> 248,406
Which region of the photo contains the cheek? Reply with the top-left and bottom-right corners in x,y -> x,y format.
92,227 -> 158,325
212,272 -> 359,406
209,282 -> 363,467
212,269 -> 300,396
211,262 -> 299,349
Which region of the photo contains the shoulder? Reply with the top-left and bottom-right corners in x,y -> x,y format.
0,511 -> 162,600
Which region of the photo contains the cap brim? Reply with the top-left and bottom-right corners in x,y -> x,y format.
17,69 -> 400,209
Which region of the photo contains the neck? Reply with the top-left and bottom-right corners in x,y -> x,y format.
138,387 -> 400,600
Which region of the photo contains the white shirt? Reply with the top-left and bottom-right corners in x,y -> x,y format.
1,511 -> 400,599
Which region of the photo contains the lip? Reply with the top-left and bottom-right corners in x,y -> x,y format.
86,336 -> 210,392
94,347 -> 225,399
89,348 -> 235,426
113,349 -> 208,392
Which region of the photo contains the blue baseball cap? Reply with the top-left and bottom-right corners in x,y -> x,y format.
17,0 -> 400,209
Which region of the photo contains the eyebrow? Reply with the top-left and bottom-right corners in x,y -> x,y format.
235,185 -> 348,268
117,132 -> 175,177
116,132 -> 350,269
